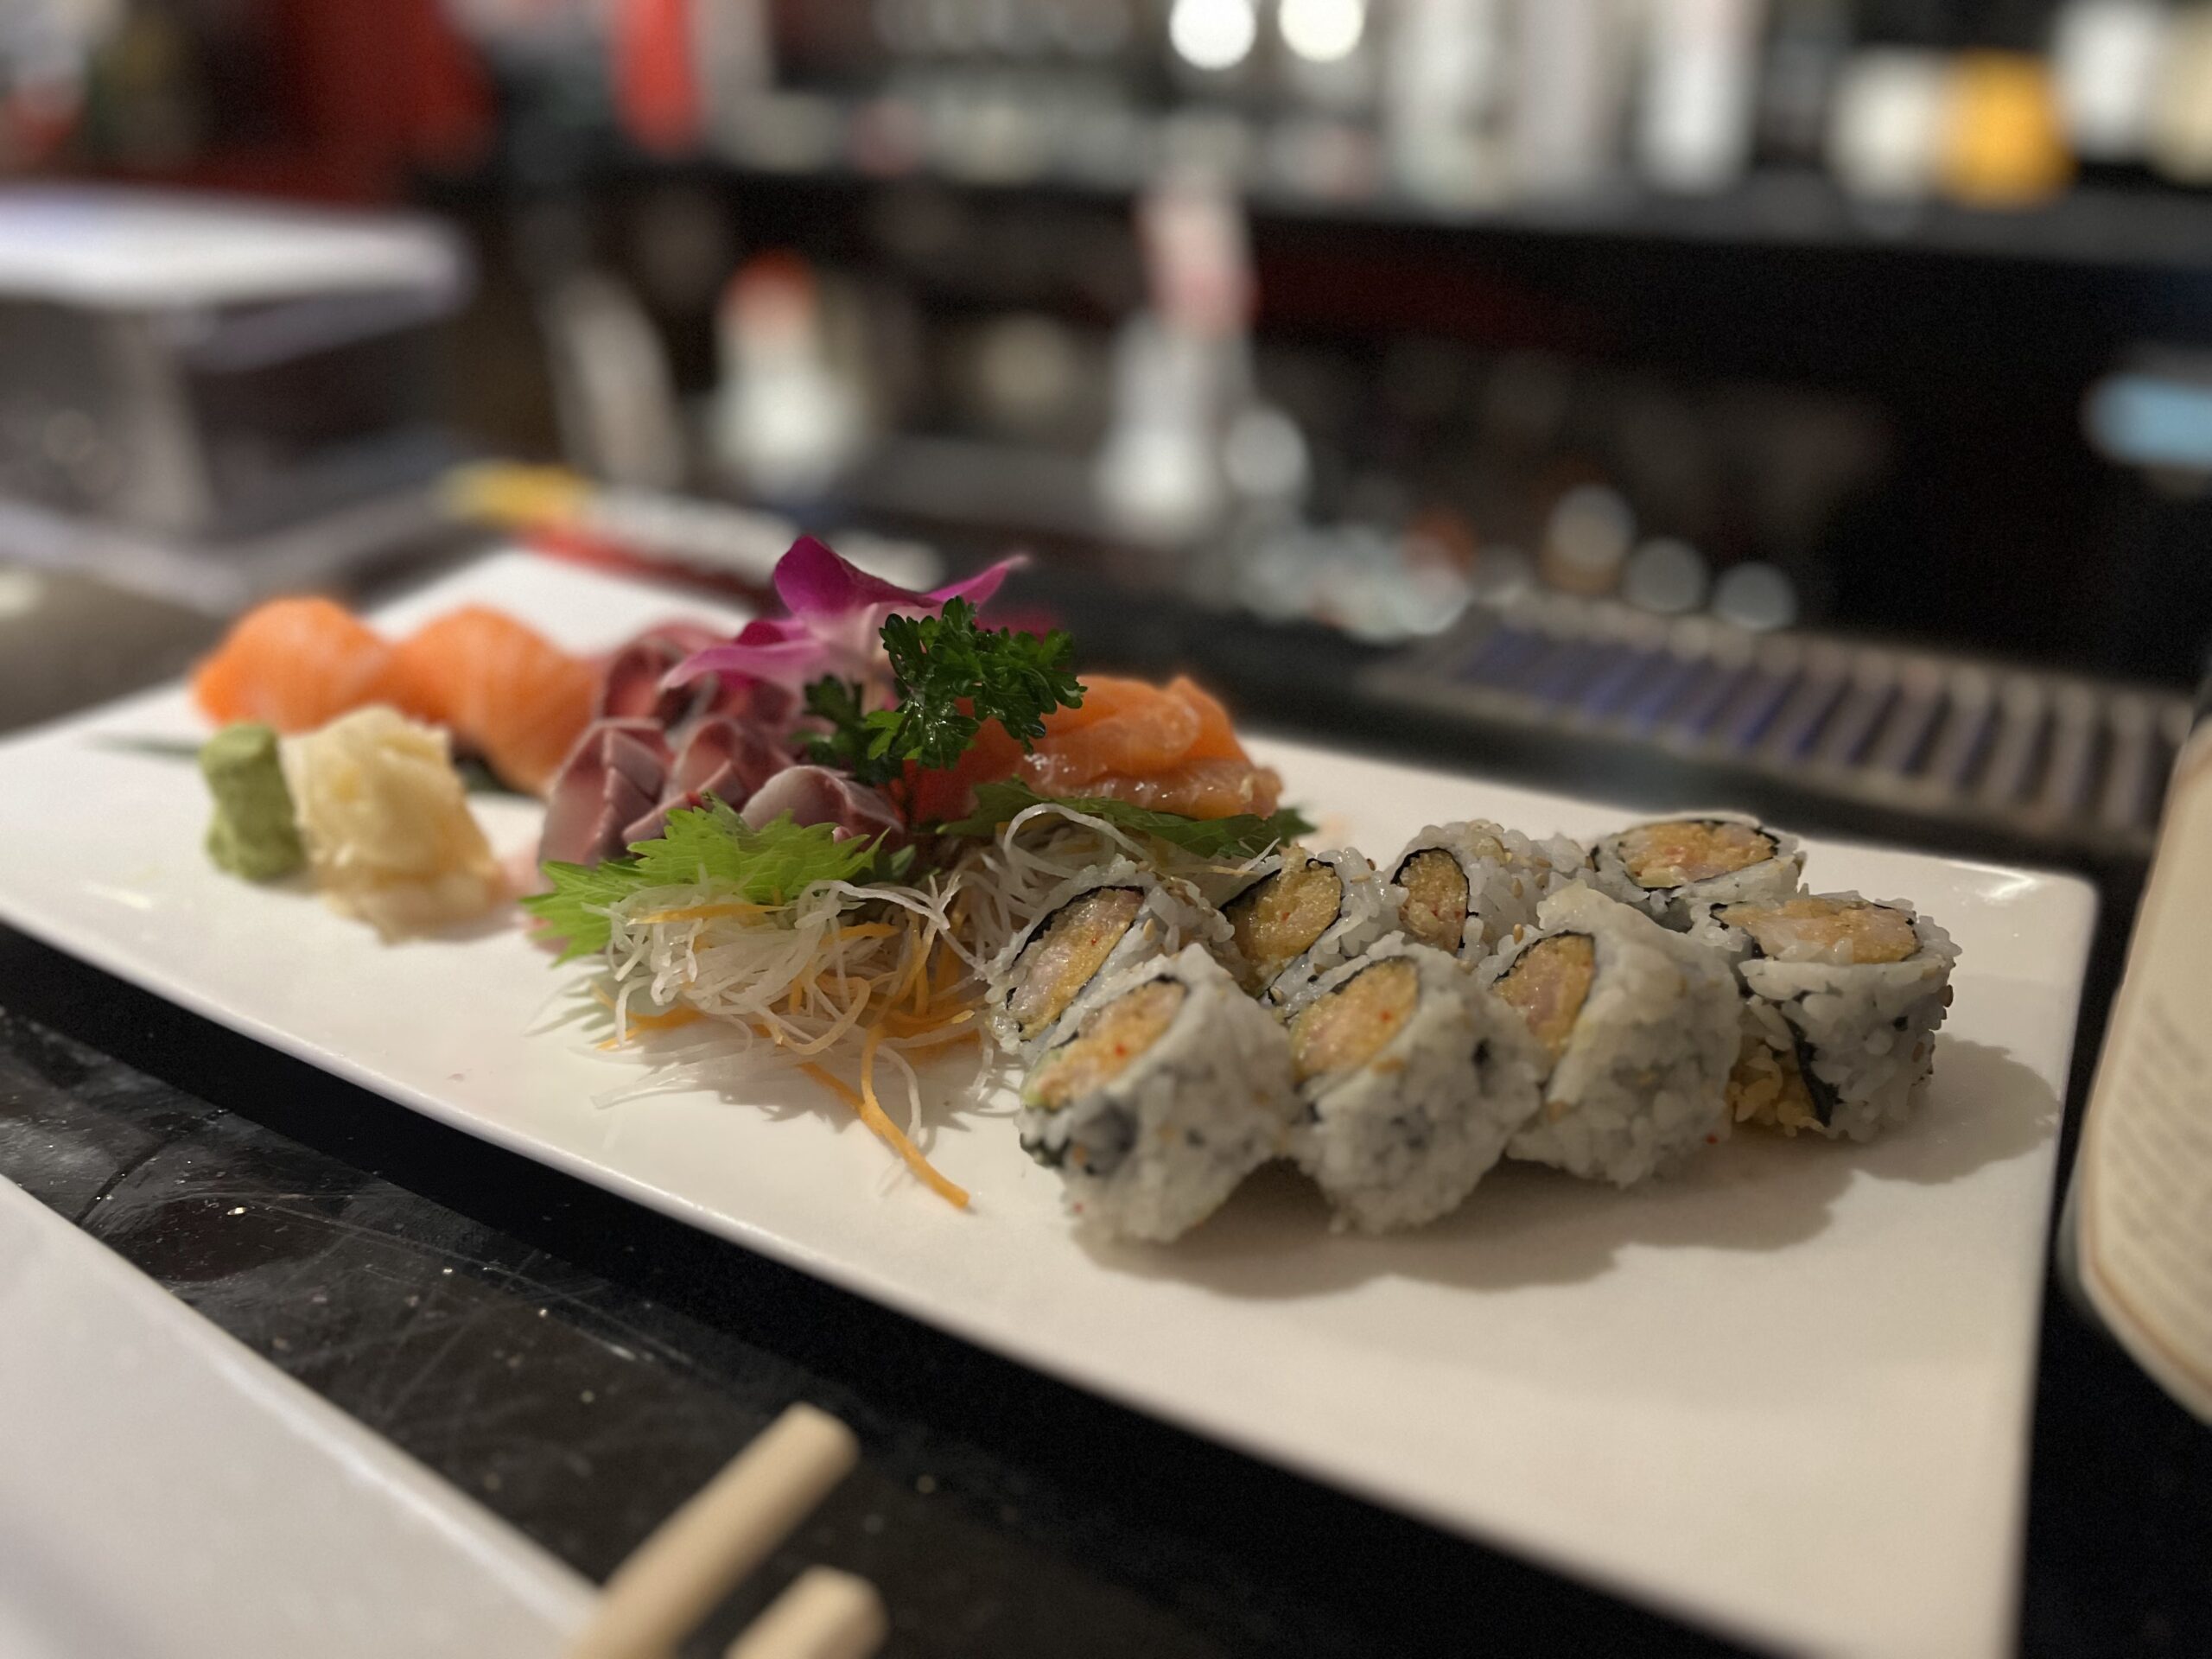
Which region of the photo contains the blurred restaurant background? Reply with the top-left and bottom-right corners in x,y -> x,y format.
6,0 -> 2212,873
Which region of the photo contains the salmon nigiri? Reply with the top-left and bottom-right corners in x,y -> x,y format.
192,598 -> 401,734
388,606 -> 599,796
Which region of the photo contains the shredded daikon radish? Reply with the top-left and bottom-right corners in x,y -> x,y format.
572,802 -> 1281,1207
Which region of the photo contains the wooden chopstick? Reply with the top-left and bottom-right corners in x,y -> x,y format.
722,1567 -> 887,1659
564,1404 -> 861,1659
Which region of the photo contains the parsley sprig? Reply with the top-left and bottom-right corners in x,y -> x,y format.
803,599 -> 1083,785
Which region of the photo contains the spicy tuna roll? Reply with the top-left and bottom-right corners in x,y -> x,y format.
1284,938 -> 1544,1233
1223,845 -> 1402,1005
1479,884 -> 1739,1185
1691,892 -> 1958,1141
1588,814 -> 1803,930
1018,946 -> 1296,1242
986,861 -> 1234,1059
1390,820 -> 1587,963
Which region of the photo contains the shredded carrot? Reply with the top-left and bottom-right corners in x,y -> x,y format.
887,927 -> 930,1014
636,901 -> 777,925
798,1057 -> 969,1208
909,939 -> 933,1017
882,1004 -> 975,1039
594,1005 -> 705,1049
590,985 -> 706,1046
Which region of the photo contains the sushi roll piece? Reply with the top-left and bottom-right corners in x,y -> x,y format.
1285,938 -> 1545,1234
1223,846 -> 1403,1005
1019,946 -> 1297,1242
986,860 -> 1234,1060
1479,884 -> 1740,1185
1691,893 -> 1959,1141
1389,820 -> 1588,963
1588,813 -> 1804,930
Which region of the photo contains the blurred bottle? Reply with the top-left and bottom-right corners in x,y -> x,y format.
1939,51 -> 2074,207
78,3 -> 201,168
711,253 -> 868,505
543,268 -> 689,492
1757,0 -> 1851,167
1623,537 -> 1712,613
1827,47 -> 1951,200
613,0 -> 702,153
1277,0 -> 1378,111
2052,0 -> 2167,167
1636,0 -> 1766,194
3,0 -> 117,163
2147,4 -> 2212,184
961,313 -> 1093,446
2059,670 -> 2212,1427
695,0 -> 775,144
1384,0 -> 1511,206
1096,165 -> 1255,545
1165,0 -> 1261,85
1711,560 -> 1797,629
1540,483 -> 1634,596
1510,0 -> 1635,199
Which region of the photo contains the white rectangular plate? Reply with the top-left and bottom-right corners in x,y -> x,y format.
0,1175 -> 591,1659
0,554 -> 2094,1658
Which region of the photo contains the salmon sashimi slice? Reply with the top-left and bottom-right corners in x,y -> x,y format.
906,673 -> 1270,822
1032,675 -> 1161,736
191,598 -> 401,734
389,607 -> 599,796
1164,676 -> 1247,763
1027,703 -> 1201,789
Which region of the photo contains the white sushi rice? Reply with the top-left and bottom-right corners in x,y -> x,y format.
983,859 -> 1235,1060
1588,812 -> 1805,930
1017,946 -> 1297,1242
1481,883 -> 1740,1185
1287,938 -> 1545,1234
1230,846 -> 1404,1006
1389,820 -> 1588,961
1717,899 -> 1959,1141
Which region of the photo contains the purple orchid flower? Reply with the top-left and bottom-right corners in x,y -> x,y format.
665,536 -> 1024,692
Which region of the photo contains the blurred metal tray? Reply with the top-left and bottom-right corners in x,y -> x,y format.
1364,593 -> 2191,859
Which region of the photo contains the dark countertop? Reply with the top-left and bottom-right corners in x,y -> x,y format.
2,551 -> 2209,1656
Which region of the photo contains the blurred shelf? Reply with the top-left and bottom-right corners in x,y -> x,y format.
454,96 -> 2212,275
1243,170 -> 2212,274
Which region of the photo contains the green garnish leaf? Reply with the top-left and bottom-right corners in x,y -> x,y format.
521,801 -> 888,962
802,600 -> 1084,787
799,677 -> 874,774
938,779 -> 1316,861
869,842 -> 919,885
522,860 -> 646,964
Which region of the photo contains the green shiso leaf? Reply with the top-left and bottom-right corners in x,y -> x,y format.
521,801 -> 887,963
520,860 -> 645,964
